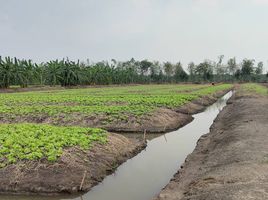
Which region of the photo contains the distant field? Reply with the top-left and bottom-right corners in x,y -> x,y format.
0,84 -> 232,124
240,83 -> 268,96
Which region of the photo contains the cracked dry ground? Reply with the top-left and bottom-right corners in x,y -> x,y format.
154,93 -> 268,200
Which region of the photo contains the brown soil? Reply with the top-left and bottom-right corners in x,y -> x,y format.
153,91 -> 268,199
0,133 -> 145,195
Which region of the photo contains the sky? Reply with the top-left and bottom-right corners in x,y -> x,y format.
0,0 -> 268,71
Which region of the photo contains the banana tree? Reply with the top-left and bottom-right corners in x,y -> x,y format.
13,57 -> 26,87
0,56 -> 14,88
20,59 -> 34,88
34,63 -> 46,85
59,59 -> 81,86
45,60 -> 62,86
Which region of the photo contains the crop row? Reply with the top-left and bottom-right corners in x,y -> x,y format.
0,84 -> 232,118
0,84 -> 232,167
0,123 -> 107,167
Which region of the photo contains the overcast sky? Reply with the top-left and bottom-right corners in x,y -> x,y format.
0,0 -> 268,71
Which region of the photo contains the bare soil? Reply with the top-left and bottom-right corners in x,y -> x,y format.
0,133 -> 145,195
154,91 -> 268,199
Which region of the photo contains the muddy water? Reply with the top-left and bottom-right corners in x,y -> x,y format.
1,91 -> 232,200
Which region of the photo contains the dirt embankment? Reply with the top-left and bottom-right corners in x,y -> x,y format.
0,133 -> 145,195
154,92 -> 268,199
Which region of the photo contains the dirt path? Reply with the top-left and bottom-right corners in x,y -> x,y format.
154,92 -> 268,199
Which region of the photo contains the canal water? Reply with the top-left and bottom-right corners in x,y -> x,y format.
1,91 -> 233,200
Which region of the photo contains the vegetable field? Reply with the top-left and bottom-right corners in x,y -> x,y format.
0,84 -> 232,123
0,124 -> 107,167
0,84 -> 232,167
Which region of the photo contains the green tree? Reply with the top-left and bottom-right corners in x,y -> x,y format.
174,62 -> 188,82
216,55 -> 224,73
234,69 -> 242,80
0,56 -> 14,88
34,63 -> 46,85
12,57 -> 25,87
59,59 -> 82,86
140,60 -> 152,76
195,60 -> 214,82
227,57 -> 237,75
164,62 -> 174,77
241,59 -> 255,81
187,62 -> 196,82
255,62 -> 263,75
20,59 -> 35,87
150,61 -> 160,82
45,60 -> 62,86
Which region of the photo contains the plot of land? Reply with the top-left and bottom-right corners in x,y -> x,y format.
0,84 -> 232,129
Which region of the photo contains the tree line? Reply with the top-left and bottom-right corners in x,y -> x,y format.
0,55 -> 267,88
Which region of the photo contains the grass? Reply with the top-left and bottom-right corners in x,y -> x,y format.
0,123 -> 107,167
240,83 -> 268,96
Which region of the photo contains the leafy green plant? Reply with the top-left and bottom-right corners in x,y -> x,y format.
0,123 -> 107,167
0,84 -> 233,123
